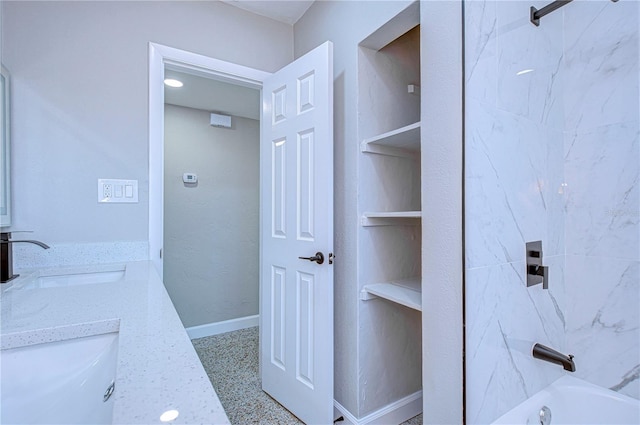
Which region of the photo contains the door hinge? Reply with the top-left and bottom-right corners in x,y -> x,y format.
160,248 -> 162,259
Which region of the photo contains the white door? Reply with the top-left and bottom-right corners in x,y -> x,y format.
260,41 -> 334,425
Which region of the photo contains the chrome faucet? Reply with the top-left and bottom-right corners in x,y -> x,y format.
0,232 -> 50,283
532,343 -> 576,372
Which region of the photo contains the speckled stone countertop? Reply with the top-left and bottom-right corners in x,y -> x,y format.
0,261 -> 230,425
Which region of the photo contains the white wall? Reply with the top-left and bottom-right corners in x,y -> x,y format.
163,104 -> 259,328
294,1 -> 462,421
419,3 -> 464,424
2,1 -> 292,266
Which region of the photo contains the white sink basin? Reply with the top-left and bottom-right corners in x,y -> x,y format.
1,331 -> 119,424
10,265 -> 127,290
34,269 -> 125,288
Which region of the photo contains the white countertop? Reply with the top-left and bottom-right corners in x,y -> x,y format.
0,261 -> 230,425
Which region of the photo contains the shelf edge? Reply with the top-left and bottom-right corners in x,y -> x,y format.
360,281 -> 422,311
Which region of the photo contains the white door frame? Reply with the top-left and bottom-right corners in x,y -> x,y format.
147,42 -> 271,278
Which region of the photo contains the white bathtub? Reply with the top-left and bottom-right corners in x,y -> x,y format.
493,376 -> 640,425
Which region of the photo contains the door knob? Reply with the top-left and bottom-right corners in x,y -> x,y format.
298,252 -> 324,264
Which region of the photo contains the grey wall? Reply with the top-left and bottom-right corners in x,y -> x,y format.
164,104 -> 259,328
2,1 -> 292,265
294,0 -> 418,419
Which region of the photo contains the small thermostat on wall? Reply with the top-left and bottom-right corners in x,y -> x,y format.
183,173 -> 198,184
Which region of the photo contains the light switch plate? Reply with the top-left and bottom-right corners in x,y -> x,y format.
98,179 -> 138,203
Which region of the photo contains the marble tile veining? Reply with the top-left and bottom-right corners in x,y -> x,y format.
464,0 -> 497,105
465,259 -> 565,424
563,0 -> 639,133
496,0 -> 565,130
566,255 -> 640,399
465,0 -> 639,422
564,121 -> 640,260
465,99 -> 565,269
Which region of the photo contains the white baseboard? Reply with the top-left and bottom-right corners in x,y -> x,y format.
186,315 -> 259,339
334,390 -> 422,425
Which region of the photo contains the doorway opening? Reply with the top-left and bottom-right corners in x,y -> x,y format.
163,68 -> 261,334
148,41 -> 336,425
148,43 -> 269,335
147,42 -> 281,422
148,42 -> 270,279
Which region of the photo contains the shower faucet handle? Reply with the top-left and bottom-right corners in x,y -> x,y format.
528,264 -> 549,289
526,241 -> 549,289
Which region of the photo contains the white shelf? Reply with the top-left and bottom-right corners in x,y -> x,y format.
361,122 -> 420,157
361,211 -> 421,226
360,277 -> 422,311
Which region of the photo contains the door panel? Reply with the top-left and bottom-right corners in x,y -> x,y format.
260,41 -> 334,425
270,265 -> 286,369
297,129 -> 315,240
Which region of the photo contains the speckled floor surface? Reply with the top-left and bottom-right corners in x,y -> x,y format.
192,327 -> 423,425
192,327 -> 301,424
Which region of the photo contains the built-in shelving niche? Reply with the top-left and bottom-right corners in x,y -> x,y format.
359,76 -> 422,311
355,2 -> 422,420
356,12 -> 423,414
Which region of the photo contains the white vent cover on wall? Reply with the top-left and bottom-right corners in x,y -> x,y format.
210,112 -> 232,128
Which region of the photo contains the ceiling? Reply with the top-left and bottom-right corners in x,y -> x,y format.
164,69 -> 260,120
220,0 -> 314,25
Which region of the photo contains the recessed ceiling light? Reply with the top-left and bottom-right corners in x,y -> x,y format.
164,78 -> 183,88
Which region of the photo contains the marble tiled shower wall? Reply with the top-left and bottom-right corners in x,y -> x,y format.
563,0 -> 639,400
465,0 -> 639,423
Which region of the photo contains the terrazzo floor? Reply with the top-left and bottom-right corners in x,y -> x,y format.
192,326 -> 423,425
